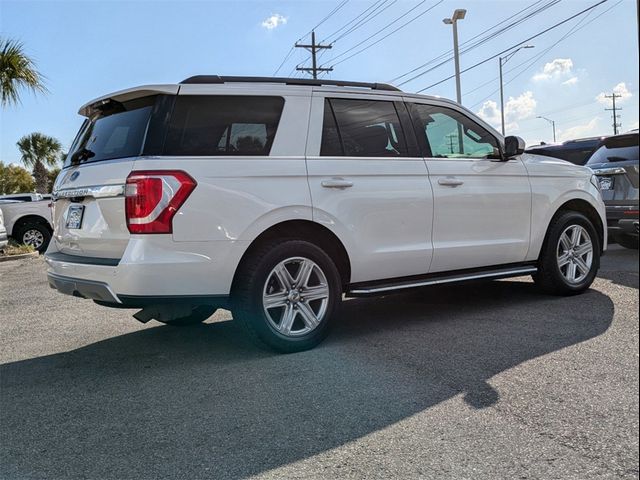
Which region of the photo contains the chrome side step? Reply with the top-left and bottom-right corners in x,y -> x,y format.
348,266 -> 538,295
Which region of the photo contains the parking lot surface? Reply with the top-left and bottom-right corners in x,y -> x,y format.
1,246 -> 638,479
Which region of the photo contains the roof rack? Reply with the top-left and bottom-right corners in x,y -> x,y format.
180,75 -> 401,92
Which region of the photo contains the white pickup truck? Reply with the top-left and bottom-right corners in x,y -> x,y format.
0,199 -> 53,252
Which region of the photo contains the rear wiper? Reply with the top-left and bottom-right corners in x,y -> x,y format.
606,156 -> 628,162
70,148 -> 95,165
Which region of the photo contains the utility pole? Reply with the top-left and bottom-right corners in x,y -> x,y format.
295,31 -> 333,79
604,93 -> 622,135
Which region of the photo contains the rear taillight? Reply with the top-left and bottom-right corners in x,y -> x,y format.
125,170 -> 196,234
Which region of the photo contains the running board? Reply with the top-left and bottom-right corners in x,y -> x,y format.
347,265 -> 538,296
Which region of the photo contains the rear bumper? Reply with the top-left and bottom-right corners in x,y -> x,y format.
605,204 -> 639,237
48,272 -> 121,303
45,236 -> 249,305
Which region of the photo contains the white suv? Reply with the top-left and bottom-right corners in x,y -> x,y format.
46,76 -> 606,352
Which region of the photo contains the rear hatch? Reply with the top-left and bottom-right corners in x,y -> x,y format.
587,133 -> 639,211
52,87 -> 177,259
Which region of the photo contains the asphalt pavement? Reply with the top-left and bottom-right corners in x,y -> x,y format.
0,246 -> 638,479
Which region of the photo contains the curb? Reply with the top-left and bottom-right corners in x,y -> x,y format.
0,251 -> 40,263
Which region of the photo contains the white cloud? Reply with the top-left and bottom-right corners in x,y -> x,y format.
533,58 -> 574,82
596,82 -> 633,105
477,91 -> 537,132
558,117 -> 600,142
261,13 -> 287,30
562,76 -> 578,86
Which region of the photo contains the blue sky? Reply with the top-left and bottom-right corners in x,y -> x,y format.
1,0 -> 638,166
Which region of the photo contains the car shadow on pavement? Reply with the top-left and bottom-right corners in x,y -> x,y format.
1,280 -> 614,480
597,246 -> 639,289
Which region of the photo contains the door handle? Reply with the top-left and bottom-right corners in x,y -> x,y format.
438,177 -> 464,187
321,178 -> 354,189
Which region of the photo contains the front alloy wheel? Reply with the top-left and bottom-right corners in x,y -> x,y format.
534,210 -> 600,295
556,224 -> 594,285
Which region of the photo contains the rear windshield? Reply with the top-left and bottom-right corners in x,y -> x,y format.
587,135 -> 639,165
64,94 -> 285,167
64,96 -> 156,167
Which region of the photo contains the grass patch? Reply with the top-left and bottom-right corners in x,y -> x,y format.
1,239 -> 36,256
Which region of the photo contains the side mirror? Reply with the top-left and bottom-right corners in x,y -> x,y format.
504,135 -> 526,158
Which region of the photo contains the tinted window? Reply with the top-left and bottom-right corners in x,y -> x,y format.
164,96 -> 284,156
320,100 -> 343,156
587,135 -> 639,165
409,103 -> 500,159
323,98 -> 408,157
65,96 -> 156,167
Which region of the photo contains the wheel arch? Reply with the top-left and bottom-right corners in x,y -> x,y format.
538,199 -> 605,260
11,214 -> 52,237
231,219 -> 352,291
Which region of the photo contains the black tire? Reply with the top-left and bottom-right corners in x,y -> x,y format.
534,211 -> 600,295
159,305 -> 217,326
232,239 -> 342,353
15,222 -> 51,253
616,233 -> 639,250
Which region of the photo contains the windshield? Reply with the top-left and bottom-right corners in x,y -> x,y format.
64,96 -> 156,168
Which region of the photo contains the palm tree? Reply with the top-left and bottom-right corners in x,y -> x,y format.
17,133 -> 62,193
0,38 -> 47,107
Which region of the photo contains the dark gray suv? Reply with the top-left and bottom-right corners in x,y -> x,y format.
588,132 -> 639,249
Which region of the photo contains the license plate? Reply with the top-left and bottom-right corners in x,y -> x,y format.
599,177 -> 614,190
66,205 -> 85,229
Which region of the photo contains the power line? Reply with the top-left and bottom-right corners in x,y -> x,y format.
322,0 -> 445,68
323,0 -> 430,64
465,0 -> 622,107
397,0 -> 563,88
416,0 -> 609,93
321,0 -> 386,42
389,0 -> 549,83
331,0 -> 396,43
310,0 -> 350,33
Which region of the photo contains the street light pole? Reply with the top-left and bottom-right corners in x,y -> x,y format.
499,45 -> 534,136
537,116 -> 557,143
443,9 -> 466,105
499,57 -> 505,136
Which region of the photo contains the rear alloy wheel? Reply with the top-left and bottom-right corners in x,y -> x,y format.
262,257 -> 330,337
534,211 -> 600,295
232,240 -> 341,353
16,223 -> 51,253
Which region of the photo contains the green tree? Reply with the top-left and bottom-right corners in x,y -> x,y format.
0,38 -> 47,107
47,166 -> 61,193
0,161 -> 35,194
16,132 -> 61,193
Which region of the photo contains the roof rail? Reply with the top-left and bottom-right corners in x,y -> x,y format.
180,75 -> 401,92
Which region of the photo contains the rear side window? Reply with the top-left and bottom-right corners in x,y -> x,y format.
65,96 -> 157,167
321,98 -> 408,157
163,96 -> 284,156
